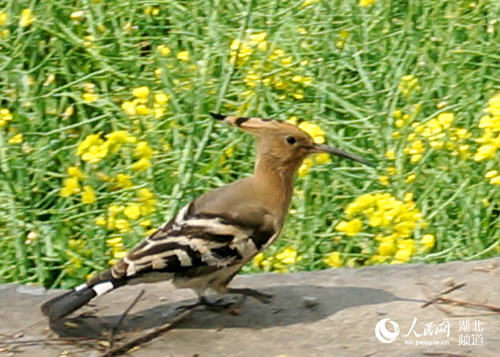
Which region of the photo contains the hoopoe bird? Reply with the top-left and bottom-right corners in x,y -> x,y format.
41,113 -> 373,321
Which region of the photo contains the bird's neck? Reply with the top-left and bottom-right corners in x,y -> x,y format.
253,155 -> 302,222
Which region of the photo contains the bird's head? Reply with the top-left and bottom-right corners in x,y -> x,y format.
211,113 -> 374,170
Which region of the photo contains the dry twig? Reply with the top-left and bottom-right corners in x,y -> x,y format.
421,283 -> 466,308
108,289 -> 145,349
99,307 -> 194,357
437,297 -> 500,313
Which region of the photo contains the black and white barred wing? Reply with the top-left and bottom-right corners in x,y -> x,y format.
112,203 -> 275,283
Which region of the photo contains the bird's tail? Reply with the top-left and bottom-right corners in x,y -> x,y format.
41,270 -> 124,321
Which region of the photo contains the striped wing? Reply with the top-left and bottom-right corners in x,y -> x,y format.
110,203 -> 275,283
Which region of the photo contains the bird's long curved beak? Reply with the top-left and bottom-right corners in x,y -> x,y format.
311,144 -> 375,167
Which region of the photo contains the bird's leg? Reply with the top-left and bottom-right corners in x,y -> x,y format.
226,287 -> 273,304
175,295 -> 243,312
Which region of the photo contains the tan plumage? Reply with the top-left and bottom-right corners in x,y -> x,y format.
41,113 -> 373,320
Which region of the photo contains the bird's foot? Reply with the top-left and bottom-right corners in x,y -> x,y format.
226,288 -> 273,304
176,295 -> 244,312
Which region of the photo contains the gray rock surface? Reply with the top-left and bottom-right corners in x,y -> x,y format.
1,259 -> 499,356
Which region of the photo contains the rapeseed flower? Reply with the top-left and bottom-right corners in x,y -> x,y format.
323,251 -> 343,268
81,141 -> 110,163
8,133 -> 23,144
392,239 -> 415,263
419,234 -> 435,252
81,185 -> 96,204
335,219 -> 363,237
114,173 -> 133,189
60,177 -> 81,197
0,108 -> 13,127
67,166 -> 85,180
359,0 -> 375,7
177,50 -> 190,62
157,45 -> 171,56
82,93 -> 98,102
19,9 -> 35,27
132,86 -> 150,99
398,75 -> 420,97
124,204 -> 141,220
134,141 -> 153,159
131,157 -> 151,172
0,12 -> 7,26
289,120 -> 331,176
474,93 -> 500,162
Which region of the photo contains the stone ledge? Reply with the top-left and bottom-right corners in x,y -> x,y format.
1,258 -> 499,356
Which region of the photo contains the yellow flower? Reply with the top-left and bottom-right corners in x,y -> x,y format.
393,239 -> 415,263
8,133 -> 23,145
420,234 -> 435,252
297,157 -> 313,177
490,176 -> 500,185
82,93 -> 98,102
485,170 -> 498,179
63,105 -> 74,118
154,107 -> 166,119
378,235 -> 396,256
292,92 -> 305,100
81,142 -> 110,163
177,50 -> 190,61
345,193 -> 375,216
154,93 -> 169,105
121,100 -> 137,116
275,247 -> 300,265
243,71 -> 260,87
137,188 -> 155,201
135,141 -> 153,159
0,11 -> 7,26
70,10 -> 85,21
135,104 -> 150,115
298,121 -> 326,144
139,219 -> 152,227
81,185 -> 96,204
474,144 -> 496,161
314,152 -> 331,164
359,0 -> 375,7
253,252 -> 264,268
0,108 -> 13,127
398,74 -> 420,97
132,86 -> 150,99
157,45 -> 172,56
95,216 -> 107,226
19,9 -> 35,28
385,150 -> 396,160
405,173 -> 416,183
335,218 -> 363,237
124,204 -> 141,220
114,173 -> 133,189
437,112 -> 454,129
131,158 -> 151,172
106,130 -> 136,145
60,177 -> 81,197
67,166 -> 85,180
323,251 -> 343,268
106,236 -> 123,248
378,175 -> 390,186
303,0 -> 320,6
114,219 -> 131,233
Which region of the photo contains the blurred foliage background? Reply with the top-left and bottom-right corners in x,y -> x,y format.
0,0 -> 500,289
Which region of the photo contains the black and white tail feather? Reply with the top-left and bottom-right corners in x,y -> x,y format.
41,202 -> 275,321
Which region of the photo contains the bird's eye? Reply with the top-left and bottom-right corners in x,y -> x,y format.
285,136 -> 297,145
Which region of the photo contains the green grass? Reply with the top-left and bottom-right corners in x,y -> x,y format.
0,0 -> 499,288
